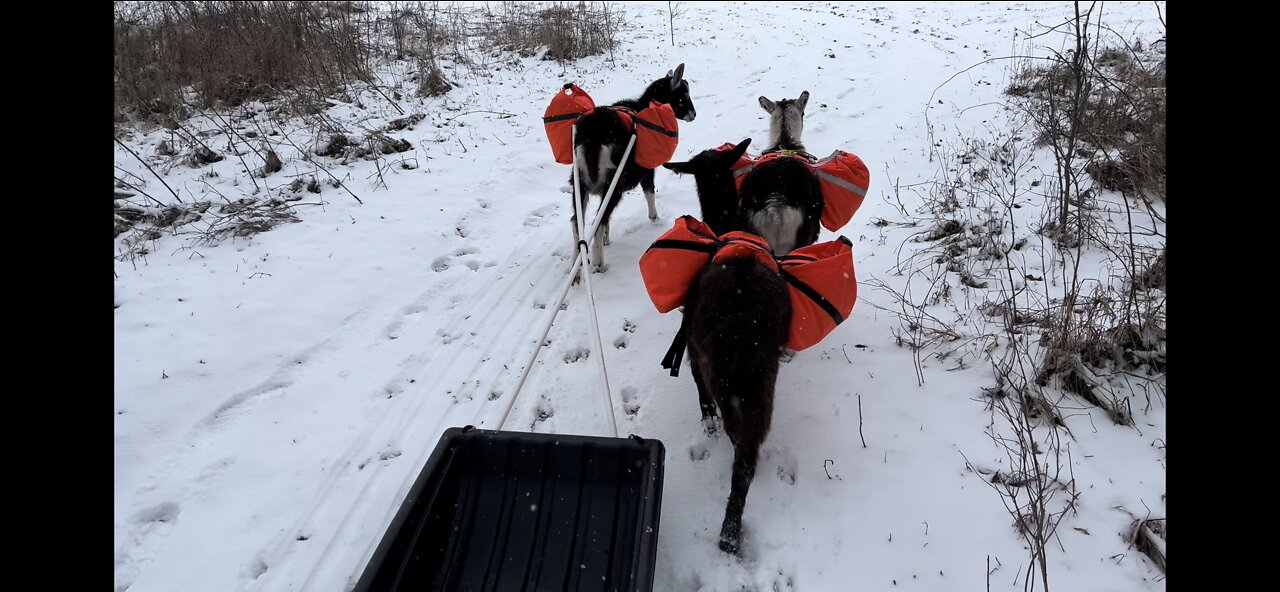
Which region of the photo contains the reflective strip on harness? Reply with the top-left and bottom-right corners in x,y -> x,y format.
811,150 -> 869,231
814,170 -> 868,197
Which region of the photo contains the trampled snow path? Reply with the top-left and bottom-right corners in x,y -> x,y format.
115,2 -> 1166,591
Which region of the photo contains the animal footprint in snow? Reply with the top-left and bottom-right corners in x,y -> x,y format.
563,347 -> 589,364
524,204 -> 558,227
776,465 -> 797,485
430,247 -> 483,272
764,446 -> 798,485
620,386 -> 640,416
438,328 -> 462,344
613,335 -> 628,349
688,440 -> 712,462
530,400 -> 555,430
382,379 -> 408,399
133,502 -> 180,529
622,319 -> 637,333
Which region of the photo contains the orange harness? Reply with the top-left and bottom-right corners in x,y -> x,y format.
639,216 -> 858,374
712,142 -> 871,232
542,84 -> 680,169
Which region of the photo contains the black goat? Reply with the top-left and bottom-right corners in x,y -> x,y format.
571,64 -> 697,272
661,138 -> 752,235
740,91 -> 822,255
684,251 -> 791,556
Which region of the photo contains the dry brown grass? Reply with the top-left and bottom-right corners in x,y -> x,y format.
115,1 -> 624,121
114,2 -> 375,122
1007,39 -> 1166,204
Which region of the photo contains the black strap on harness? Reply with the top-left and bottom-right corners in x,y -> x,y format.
779,270 -> 843,325
542,104 -> 678,141
541,112 -> 582,124
660,310 -> 691,377
631,114 -> 678,137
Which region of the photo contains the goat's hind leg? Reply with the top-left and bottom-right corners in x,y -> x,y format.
719,428 -> 764,556
641,168 -> 658,222
690,362 -> 720,436
592,189 -> 624,273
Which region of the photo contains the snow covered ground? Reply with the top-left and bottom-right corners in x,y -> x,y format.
114,2 -> 1166,590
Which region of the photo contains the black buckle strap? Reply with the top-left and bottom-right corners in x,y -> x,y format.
660,310 -> 691,377
542,112 -> 583,124
646,239 -> 719,254
632,114 -> 678,138
780,269 -> 844,325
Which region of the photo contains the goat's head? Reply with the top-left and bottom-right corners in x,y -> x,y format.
648,63 -> 697,122
663,138 -> 752,177
758,91 -> 810,150
664,139 -> 752,234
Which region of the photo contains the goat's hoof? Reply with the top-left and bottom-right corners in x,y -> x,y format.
718,537 -> 741,556
559,184 -> 573,194
649,215 -> 660,223
701,416 -> 721,438
780,348 -> 797,363
592,263 -> 609,274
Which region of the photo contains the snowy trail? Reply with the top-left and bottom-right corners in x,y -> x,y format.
115,3 -> 1166,591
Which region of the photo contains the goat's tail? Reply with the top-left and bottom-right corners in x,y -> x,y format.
749,196 -> 804,255
574,141 -> 598,187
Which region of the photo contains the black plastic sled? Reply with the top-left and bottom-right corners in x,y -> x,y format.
352,426 -> 666,591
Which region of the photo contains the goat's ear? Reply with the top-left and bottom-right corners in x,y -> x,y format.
796,90 -> 810,111
758,96 -> 776,113
670,63 -> 685,87
663,161 -> 695,175
729,138 -> 753,159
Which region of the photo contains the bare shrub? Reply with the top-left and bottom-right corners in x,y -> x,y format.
114,1 -> 375,120
481,2 -> 622,61
1006,29 -> 1165,205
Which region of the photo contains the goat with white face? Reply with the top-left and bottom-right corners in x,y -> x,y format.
740,91 -> 822,256
570,64 -> 697,272
758,90 -> 809,153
